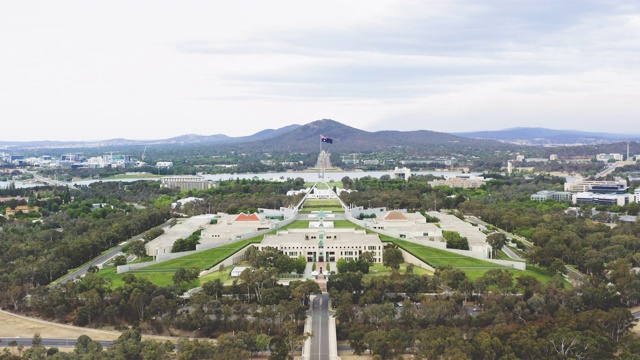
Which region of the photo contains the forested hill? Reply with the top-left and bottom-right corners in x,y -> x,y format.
236,119 -> 508,155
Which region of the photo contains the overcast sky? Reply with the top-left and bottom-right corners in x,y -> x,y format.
2,1 -> 640,141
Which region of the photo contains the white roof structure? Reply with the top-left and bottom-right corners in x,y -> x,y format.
199,213 -> 283,245
230,266 -> 251,277
145,215 -> 214,256
426,211 -> 489,254
364,210 -> 442,238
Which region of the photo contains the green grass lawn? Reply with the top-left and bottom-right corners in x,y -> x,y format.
283,220 -> 361,230
299,208 -> 344,214
393,239 -> 503,269
372,232 -> 567,287
363,263 -> 433,280
199,266 -> 235,285
304,181 -> 342,188
96,237 -> 263,288
304,198 -> 342,206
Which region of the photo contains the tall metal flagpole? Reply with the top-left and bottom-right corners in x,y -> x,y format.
319,135 -> 324,180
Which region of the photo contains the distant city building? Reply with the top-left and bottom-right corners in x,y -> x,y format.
635,188 -> 640,203
566,157 -> 593,164
161,176 -> 215,191
596,153 -> 624,162
61,154 -> 82,162
362,159 -> 380,165
589,183 -> 629,194
567,180 -> 636,206
58,153 -> 86,169
530,190 -> 572,202
316,150 -> 332,169
550,154 -> 558,161
399,158 -> 457,166
572,192 -> 633,206
341,154 -> 359,165
564,179 -> 628,192
429,175 -> 486,189
156,162 -> 174,168
524,158 -> 548,163
88,154 -> 135,168
391,167 -> 411,181
515,155 -> 525,162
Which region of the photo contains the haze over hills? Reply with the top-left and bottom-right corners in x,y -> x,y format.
2,120 -> 636,153
0,125 -> 303,149
455,127 -> 640,145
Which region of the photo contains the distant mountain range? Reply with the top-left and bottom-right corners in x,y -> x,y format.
2,122 -> 637,153
0,124 -> 303,149
455,127 -> 640,145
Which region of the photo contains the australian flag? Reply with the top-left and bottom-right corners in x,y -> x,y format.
321,135 -> 333,144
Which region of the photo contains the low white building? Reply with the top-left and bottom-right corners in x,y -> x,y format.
429,175 -> 486,189
564,179 -> 628,192
156,162 -> 174,168
596,153 -> 624,162
363,210 -> 443,239
258,228 -> 384,263
391,167 -> 411,181
161,175 -> 215,191
230,266 -> 251,278
200,212 -> 284,243
530,190 -> 572,202
573,192 -> 633,206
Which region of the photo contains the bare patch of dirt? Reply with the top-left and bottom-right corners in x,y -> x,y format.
0,310 -> 176,342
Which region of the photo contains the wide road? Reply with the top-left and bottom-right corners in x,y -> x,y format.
58,243 -> 129,285
58,221 -> 172,285
310,293 -> 330,360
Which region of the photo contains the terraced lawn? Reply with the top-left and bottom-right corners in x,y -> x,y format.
393,239 -> 503,269
284,220 -> 359,229
300,198 -> 344,213
96,237 -> 263,288
373,232 -> 566,286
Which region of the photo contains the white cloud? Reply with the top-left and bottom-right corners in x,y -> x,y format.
1,1 -> 640,140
